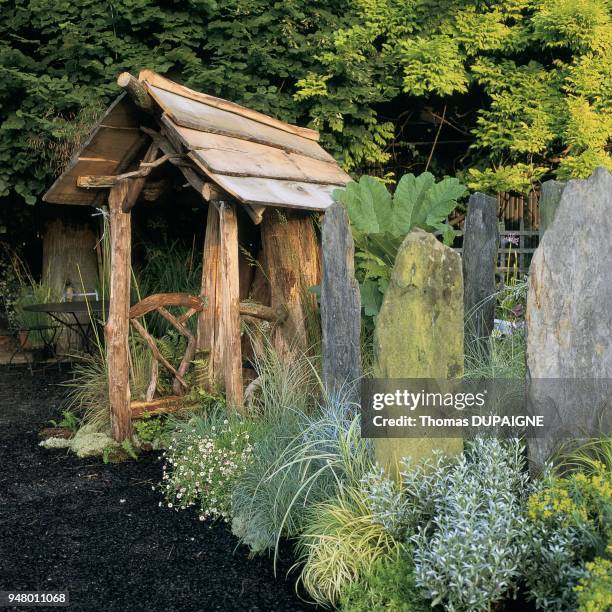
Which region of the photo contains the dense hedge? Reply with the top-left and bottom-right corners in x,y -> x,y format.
1,0 -> 610,205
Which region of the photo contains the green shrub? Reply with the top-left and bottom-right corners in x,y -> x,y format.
161,410 -> 254,522
524,464 -> 611,609
365,439 -> 530,611
412,438 -> 530,611
575,557 -> 612,612
13,282 -> 59,348
133,413 -> 171,449
296,484 -> 398,607
49,409 -> 80,433
340,548 -> 430,612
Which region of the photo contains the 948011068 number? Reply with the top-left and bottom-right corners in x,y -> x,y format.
0,592 -> 69,607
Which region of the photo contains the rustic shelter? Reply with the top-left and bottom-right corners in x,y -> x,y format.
43,70 -> 351,440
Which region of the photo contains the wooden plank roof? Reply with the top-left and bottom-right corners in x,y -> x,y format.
43,94 -> 147,205
44,71 -> 350,212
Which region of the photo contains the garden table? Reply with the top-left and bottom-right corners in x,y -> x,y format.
23,301 -> 108,354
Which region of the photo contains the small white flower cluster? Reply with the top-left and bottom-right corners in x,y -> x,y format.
159,421 -> 253,523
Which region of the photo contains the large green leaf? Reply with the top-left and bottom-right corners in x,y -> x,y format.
360,279 -> 383,318
333,176 -> 392,234
423,177 -> 467,228
392,172 -> 436,235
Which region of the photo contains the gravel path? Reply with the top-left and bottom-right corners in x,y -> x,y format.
0,365 -> 308,612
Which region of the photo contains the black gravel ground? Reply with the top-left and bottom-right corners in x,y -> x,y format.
0,365 -> 310,612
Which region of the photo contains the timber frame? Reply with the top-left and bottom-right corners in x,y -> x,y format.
43,71 -> 354,441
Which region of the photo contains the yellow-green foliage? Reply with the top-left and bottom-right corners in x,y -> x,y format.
575,557 -> 612,612
527,465 -> 611,535
525,463 -> 611,609
296,485 -> 398,607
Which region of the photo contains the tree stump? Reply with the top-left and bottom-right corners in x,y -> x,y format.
260,209 -> 320,358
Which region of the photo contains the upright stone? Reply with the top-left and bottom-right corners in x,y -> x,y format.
527,167 -> 612,467
462,192 -> 498,349
374,229 -> 463,476
321,203 -> 362,399
538,180 -> 566,239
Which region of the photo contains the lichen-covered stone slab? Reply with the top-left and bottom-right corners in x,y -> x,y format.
373,229 -> 463,475
527,167 -> 612,466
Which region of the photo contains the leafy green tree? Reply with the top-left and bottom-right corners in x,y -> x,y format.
1,0 -> 610,206
297,0 -> 612,191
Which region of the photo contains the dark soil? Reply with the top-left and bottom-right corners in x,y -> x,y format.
0,365 -> 311,612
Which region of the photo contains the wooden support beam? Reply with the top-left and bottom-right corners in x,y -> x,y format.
202,182 -> 226,202
260,209 -> 320,357
131,396 -> 186,419
219,201 -> 244,410
106,180 -> 133,441
129,292 -> 204,319
196,203 -> 222,390
122,142 -> 161,212
117,72 -> 155,113
239,301 -> 287,323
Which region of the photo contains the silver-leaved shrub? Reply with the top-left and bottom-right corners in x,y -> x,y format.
366,438 -> 530,612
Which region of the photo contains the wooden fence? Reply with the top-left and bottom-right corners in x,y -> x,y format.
452,190 -> 540,278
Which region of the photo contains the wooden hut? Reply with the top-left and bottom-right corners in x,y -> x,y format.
43,70 -> 351,440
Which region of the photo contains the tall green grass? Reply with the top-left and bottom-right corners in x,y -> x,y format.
63,338 -> 152,431
231,337 -> 375,563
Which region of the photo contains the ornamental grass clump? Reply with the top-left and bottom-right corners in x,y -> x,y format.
161,412 -> 254,522
295,484 -> 397,607
231,392 -> 371,556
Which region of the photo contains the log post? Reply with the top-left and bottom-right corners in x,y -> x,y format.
106,180 -> 133,441
117,72 -> 155,113
196,203 -> 222,389
321,203 -> 362,399
122,142 -> 160,212
260,209 -> 320,358
219,201 -> 244,410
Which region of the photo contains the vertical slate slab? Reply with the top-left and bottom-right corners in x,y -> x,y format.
526,167 -> 612,468
321,202 -> 362,399
374,229 -> 463,477
539,180 -> 566,239
462,192 -> 498,349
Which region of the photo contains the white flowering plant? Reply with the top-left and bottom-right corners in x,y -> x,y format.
160,413 -> 254,522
